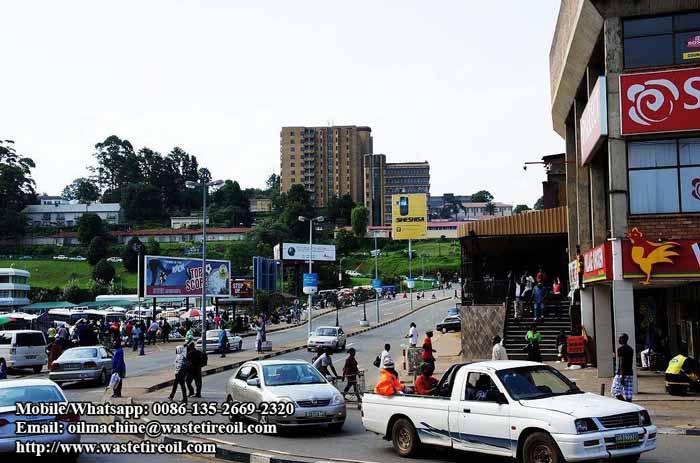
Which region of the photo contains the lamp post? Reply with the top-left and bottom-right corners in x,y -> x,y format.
373,232 -> 380,323
186,178 -> 223,353
298,215 -> 324,337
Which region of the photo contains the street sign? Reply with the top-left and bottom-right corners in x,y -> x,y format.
370,250 -> 381,257
371,279 -> 383,289
303,273 -> 318,295
407,278 -> 415,289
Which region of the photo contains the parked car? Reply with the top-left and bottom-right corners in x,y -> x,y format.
69,256 -> 86,262
307,326 -> 346,352
49,346 -> 113,386
194,329 -> 243,353
447,306 -> 460,317
18,255 -> 33,260
53,255 -> 68,260
362,361 -> 656,462
436,315 -> 461,333
107,257 -> 123,263
0,330 -> 48,373
226,360 -> 345,431
0,379 -> 82,457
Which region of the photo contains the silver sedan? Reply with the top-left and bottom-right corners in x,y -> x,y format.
48,346 -> 113,386
225,360 -> 346,431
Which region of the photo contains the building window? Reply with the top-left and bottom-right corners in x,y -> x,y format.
623,13 -> 700,69
628,138 -> 700,214
290,147 -> 295,152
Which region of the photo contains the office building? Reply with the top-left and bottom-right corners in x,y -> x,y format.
22,202 -> 123,227
382,161 -> 431,226
0,269 -> 30,312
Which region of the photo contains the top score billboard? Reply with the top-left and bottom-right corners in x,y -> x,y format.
391,193 -> 427,240
143,255 -> 231,297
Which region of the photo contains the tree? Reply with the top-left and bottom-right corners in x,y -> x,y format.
533,196 -> 545,210
120,183 -> 167,223
145,237 -> 161,256
62,178 -> 100,203
87,236 -> 109,266
276,184 -> 315,243
470,190 -> 494,203
266,173 -> 280,192
513,204 -> 531,214
210,180 -> 251,227
225,240 -> 256,275
92,259 -> 116,284
122,237 -> 144,273
77,213 -> 104,245
484,202 -> 497,216
324,194 -> 355,226
0,210 -> 26,238
441,196 -> 466,220
351,205 -> 370,238
90,135 -> 137,192
0,139 -> 36,214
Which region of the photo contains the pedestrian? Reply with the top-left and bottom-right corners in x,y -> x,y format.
214,314 -> 221,329
148,319 -> 159,345
514,274 -> 523,319
125,320 -> 133,347
525,324 -> 542,363
612,333 -> 634,402
218,329 -> 229,358
48,339 -> 63,370
111,340 -> 126,398
185,325 -> 195,345
132,323 -> 141,352
421,331 -> 436,365
313,347 -> 339,379
536,266 -> 548,285
406,322 -> 418,348
532,281 -> 548,321
641,327 -> 657,371
168,345 -> 188,403
556,330 -> 568,363
374,357 -> 406,396
0,357 -> 7,380
342,348 -> 361,408
414,362 -> 438,395
161,319 -> 171,343
186,343 -> 205,398
255,321 -> 264,353
47,326 -> 56,345
380,343 -> 392,367
491,335 -> 508,361
138,321 -> 146,356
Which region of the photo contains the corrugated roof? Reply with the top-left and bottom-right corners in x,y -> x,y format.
21,301 -> 77,312
457,206 -> 567,238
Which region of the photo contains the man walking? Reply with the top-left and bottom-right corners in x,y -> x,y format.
380,343 -> 392,368
186,342 -> 205,398
111,340 -> 126,398
491,335 -> 508,360
406,323 -> 418,348
532,281 -> 548,321
218,329 -> 229,358
148,319 -> 159,345
613,333 -> 635,402
421,331 -> 436,365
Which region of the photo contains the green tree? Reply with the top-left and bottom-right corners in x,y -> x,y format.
324,194 -> 355,226
122,237 -> 144,273
0,139 -> 36,214
276,184 -> 315,243
225,240 -> 256,275
77,213 -> 104,245
146,237 -> 161,256
335,229 -> 359,255
0,210 -> 27,238
533,196 -> 545,210
92,258 -> 116,284
62,178 -> 100,203
87,236 -> 109,266
470,190 -> 494,203
513,204 -> 530,214
90,135 -> 137,192
484,202 -> 497,215
441,196 -> 466,220
210,180 -> 251,227
351,205 -> 370,238
120,183 -> 167,223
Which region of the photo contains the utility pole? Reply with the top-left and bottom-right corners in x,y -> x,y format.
374,232 -> 380,323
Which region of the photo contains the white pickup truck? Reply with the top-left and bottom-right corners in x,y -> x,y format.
362,361 -> 656,463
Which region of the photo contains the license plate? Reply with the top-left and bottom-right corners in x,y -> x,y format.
305,411 -> 325,418
615,432 -> 638,445
25,355 -> 37,359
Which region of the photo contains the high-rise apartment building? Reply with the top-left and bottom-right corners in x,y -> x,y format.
280,125 -> 372,208
363,154 -> 386,227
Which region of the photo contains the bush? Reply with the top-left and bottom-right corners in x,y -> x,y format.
87,236 -> 108,265
92,259 -> 116,284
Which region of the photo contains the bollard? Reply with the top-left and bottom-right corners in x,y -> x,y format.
600,383 -> 605,396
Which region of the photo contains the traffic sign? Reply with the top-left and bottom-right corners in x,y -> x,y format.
371,279 -> 383,289
303,273 -> 318,295
407,278 -> 415,289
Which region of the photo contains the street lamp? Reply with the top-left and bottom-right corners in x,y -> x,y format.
373,232 -> 380,323
186,178 -> 224,353
298,215 -> 324,337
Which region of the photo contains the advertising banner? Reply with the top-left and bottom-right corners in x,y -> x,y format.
568,259 -> 580,291
281,243 -> 335,262
580,76 -> 608,165
622,228 -> 700,283
620,67 -> 700,135
143,256 -> 231,297
582,243 -> 612,284
391,193 -> 427,240
303,273 -> 318,294
231,278 -> 254,301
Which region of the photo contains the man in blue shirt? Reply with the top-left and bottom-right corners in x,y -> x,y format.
532,282 -> 548,321
111,340 -> 126,398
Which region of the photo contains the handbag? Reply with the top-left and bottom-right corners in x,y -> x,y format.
373,355 -> 381,368
611,374 -> 624,397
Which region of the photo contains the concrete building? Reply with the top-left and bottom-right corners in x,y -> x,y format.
170,213 -> 209,229
280,125 -> 372,208
22,202 -> 122,227
52,227 -> 250,246
0,269 -> 30,312
428,194 -> 513,221
550,1 -> 700,378
37,195 -> 68,206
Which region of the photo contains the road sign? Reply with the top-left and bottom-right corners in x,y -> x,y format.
371,279 -> 383,289
407,278 -> 415,289
303,273 -> 318,295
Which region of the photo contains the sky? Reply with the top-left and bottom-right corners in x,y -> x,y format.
1,0 -> 563,208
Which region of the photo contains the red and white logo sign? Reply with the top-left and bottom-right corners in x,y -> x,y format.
688,35 -> 700,49
692,178 -> 700,201
620,67 -> 700,135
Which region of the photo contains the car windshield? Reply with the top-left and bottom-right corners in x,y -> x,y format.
60,348 -> 97,359
496,366 -> 582,400
314,328 -> 337,337
0,385 -> 64,407
262,364 -> 327,386
206,330 -> 223,337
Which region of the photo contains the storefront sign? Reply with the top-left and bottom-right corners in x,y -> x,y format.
580,76 -> 608,165
143,255 -> 231,297
620,67 -> 700,135
582,243 -> 612,284
622,227 -> 700,283
680,33 -> 700,62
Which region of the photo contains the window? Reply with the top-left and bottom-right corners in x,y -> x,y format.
235,366 -> 252,381
624,12 -> 700,68
628,138 -> 700,214
464,372 -> 499,402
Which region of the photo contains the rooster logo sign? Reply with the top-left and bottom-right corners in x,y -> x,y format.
627,228 -> 679,285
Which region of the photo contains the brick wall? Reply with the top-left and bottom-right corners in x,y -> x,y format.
460,304 -> 506,361
628,215 -> 700,241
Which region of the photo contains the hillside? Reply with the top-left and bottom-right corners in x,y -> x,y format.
0,259 -> 137,290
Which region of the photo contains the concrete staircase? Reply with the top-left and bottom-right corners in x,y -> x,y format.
503,301 -> 571,361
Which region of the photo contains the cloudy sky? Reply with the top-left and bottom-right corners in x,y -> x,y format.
1,0 -> 563,207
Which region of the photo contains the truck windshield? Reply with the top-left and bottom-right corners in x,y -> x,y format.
496,366 -> 581,400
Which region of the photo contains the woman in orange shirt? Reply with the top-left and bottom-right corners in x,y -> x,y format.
422,330 -> 436,365
374,358 -> 405,396
414,362 -> 438,395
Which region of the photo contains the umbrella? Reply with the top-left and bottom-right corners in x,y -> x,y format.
180,309 -> 201,319
0,315 -> 16,326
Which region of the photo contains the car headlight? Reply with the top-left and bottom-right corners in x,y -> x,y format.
330,393 -> 344,406
640,410 -> 652,426
575,418 -> 599,433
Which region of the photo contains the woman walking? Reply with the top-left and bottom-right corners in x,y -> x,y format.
342,348 -> 362,408
168,345 -> 188,403
526,323 -> 542,363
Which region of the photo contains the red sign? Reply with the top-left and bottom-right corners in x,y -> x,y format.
580,76 -> 608,165
582,243 -> 612,284
620,67 -> 700,135
231,279 -> 254,300
688,35 -> 700,49
622,228 -> 700,283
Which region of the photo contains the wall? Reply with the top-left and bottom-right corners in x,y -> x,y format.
460,304 -> 506,361
628,215 -> 700,241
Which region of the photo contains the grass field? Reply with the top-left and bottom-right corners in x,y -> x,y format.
0,259 -> 137,289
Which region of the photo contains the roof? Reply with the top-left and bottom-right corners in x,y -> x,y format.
53,227 -> 251,239
22,203 -> 121,213
0,268 -> 30,277
76,300 -> 136,309
21,301 -> 77,312
458,206 -> 567,238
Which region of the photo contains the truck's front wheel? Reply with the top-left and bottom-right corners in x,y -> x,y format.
523,432 -> 563,463
391,418 -> 421,458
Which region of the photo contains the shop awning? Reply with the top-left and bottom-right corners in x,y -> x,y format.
458,206 -> 567,238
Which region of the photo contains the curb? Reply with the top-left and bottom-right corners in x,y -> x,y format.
142,297 -> 450,393
657,427 -> 700,436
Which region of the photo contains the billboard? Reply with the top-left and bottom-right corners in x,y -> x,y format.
143,256 -> 231,297
620,67 -> 700,135
582,243 -> 612,284
391,193 -> 427,240
580,76 -> 607,165
231,278 -> 254,301
281,243 -> 336,262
